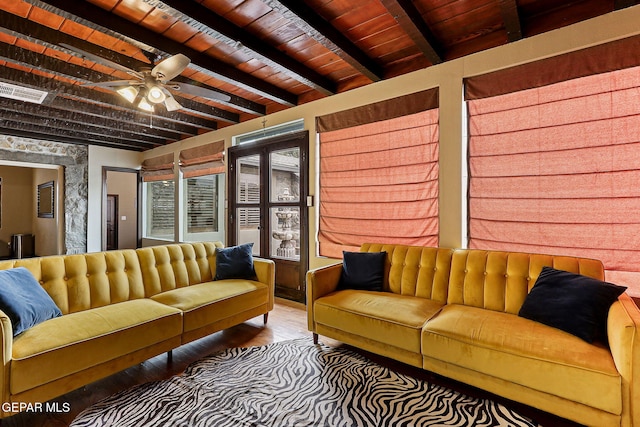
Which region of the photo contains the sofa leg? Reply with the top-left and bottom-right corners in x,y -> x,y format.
263,313 -> 269,324
313,333 -> 319,344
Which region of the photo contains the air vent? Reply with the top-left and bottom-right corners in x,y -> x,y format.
0,82 -> 48,104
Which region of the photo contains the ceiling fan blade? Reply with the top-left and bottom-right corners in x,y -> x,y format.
152,54 -> 190,82
60,43 -> 143,78
168,82 -> 232,103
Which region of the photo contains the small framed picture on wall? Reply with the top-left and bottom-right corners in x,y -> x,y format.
37,180 -> 54,219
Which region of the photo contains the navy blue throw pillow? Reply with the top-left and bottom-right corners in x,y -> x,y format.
338,251 -> 387,292
518,266 -> 626,343
214,243 -> 256,280
0,267 -> 62,336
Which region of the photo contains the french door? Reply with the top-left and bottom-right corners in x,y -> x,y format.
228,131 -> 309,302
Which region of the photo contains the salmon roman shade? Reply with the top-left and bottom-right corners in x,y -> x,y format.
466,35 -> 640,295
141,153 -> 174,182
179,140 -> 225,178
317,89 -> 439,259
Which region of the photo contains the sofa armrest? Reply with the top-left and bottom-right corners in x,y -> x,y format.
0,309 -> 12,415
253,257 -> 276,310
607,293 -> 640,427
306,263 -> 343,332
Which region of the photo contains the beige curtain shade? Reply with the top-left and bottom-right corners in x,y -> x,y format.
141,153 -> 174,182
179,140 -> 225,178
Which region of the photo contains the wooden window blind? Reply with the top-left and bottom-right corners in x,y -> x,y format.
179,141 -> 225,178
141,153 -> 174,182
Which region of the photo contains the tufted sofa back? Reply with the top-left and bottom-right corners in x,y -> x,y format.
0,242 -> 223,315
136,242 -> 221,297
360,243 -> 454,304
360,244 -> 605,315
0,250 -> 145,315
448,249 -> 605,314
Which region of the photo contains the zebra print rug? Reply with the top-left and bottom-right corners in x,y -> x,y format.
71,339 -> 535,427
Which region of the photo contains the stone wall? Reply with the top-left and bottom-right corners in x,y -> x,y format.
0,135 -> 88,254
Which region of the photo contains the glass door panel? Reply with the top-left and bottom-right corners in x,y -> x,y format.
269,147 -> 301,261
235,154 -> 261,255
270,147 -> 300,203
270,206 -> 300,260
237,207 -> 261,254
237,154 -> 260,203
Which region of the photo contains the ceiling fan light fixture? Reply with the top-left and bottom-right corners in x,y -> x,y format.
137,97 -> 154,112
147,85 -> 166,104
116,86 -> 139,103
164,95 -> 182,112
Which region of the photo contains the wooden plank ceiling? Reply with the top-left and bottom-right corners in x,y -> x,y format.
0,0 -> 634,151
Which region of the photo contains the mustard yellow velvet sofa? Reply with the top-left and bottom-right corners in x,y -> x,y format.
307,243 -> 640,427
0,241 -> 274,418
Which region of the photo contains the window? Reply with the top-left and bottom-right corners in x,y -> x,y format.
186,175 -> 217,232
317,89 -> 440,258
182,174 -> 225,242
465,35 -> 640,294
179,141 -> 226,242
233,119 -> 303,146
141,153 -> 175,241
144,180 -> 174,240
238,161 -> 260,228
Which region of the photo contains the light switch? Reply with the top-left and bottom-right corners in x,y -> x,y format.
121,216 -> 127,221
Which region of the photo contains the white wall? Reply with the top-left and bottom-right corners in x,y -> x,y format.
0,163 -> 64,257
87,146 -> 142,253
32,167 -> 62,256
106,171 -> 138,249
0,166 -> 33,257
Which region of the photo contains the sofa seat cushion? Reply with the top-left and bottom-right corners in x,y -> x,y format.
422,304 -> 622,415
10,299 -> 182,395
314,290 -> 445,353
151,280 -> 268,333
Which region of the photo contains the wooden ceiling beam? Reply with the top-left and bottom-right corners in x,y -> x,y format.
614,0 -> 638,9
0,41 -> 109,84
0,63 -> 219,133
499,0 -> 524,42
0,120 -> 155,151
378,0 -> 443,64
0,126 -> 147,151
48,98 -> 198,137
264,0 -> 384,82
0,96 -> 177,143
0,108 -> 165,147
29,0 -> 298,106
0,50 -> 220,130
150,0 -> 336,95
0,9 -> 264,117
0,37 -> 237,125
0,10 -> 145,74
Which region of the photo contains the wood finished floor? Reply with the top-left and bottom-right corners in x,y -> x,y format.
1,298 -> 582,427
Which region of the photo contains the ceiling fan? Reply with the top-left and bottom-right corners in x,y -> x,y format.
61,43 -> 231,112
